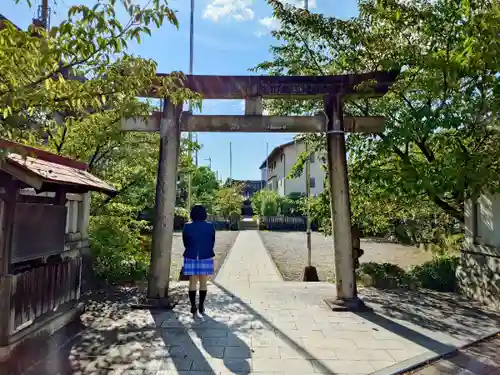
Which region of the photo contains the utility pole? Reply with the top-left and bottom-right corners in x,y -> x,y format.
205,156 -> 212,169
229,142 -> 233,179
305,142 -> 312,266
265,142 -> 269,190
38,0 -> 50,29
195,133 -> 199,167
187,0 -> 195,211
301,0 -> 319,282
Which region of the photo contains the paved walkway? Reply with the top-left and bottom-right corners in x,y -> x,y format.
215,230 -> 282,284
410,335 -> 500,375
7,231 -> 500,375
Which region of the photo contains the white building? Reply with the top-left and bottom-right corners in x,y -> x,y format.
259,140 -> 326,197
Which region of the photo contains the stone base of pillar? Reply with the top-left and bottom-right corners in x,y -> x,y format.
130,297 -> 177,310
302,266 -> 320,282
324,297 -> 373,312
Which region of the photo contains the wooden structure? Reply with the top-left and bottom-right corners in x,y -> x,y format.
0,139 -> 116,360
122,70 -> 398,310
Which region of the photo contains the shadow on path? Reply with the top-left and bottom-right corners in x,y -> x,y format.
212,281 -> 339,374
361,288 -> 500,342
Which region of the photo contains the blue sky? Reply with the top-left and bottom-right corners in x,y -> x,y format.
3,0 -> 358,180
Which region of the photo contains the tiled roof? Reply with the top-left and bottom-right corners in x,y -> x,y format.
6,153 -> 116,195
0,139 -> 116,195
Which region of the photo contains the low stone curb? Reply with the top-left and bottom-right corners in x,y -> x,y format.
372,330 -> 500,375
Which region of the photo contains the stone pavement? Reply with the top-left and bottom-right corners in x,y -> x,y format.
6,230 -> 500,375
410,335 -> 500,375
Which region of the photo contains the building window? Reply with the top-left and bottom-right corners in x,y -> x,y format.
310,177 -> 316,189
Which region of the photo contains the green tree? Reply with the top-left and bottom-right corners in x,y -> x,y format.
214,185 -> 244,218
1,0 -> 199,283
1,0 -> 196,142
255,0 -> 500,232
177,165 -> 220,212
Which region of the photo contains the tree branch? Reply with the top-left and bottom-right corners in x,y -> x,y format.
377,133 -> 464,222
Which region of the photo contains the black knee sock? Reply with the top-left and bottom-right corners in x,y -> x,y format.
199,290 -> 207,312
188,290 -> 197,309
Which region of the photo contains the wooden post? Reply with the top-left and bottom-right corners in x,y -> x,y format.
0,181 -> 16,345
0,275 -> 12,345
147,98 -> 181,304
0,182 -> 16,275
324,94 -> 369,311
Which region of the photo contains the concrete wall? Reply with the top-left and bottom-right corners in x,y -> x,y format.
457,194 -> 500,310
261,142 -> 326,197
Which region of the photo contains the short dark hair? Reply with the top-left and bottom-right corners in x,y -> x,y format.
190,204 -> 207,221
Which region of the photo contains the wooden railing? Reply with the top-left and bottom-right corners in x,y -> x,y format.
260,216 -> 306,231
0,257 -> 82,343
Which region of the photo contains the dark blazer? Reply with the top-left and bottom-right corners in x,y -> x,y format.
182,220 -> 216,260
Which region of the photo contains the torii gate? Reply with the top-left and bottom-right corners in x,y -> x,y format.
122,70 -> 398,311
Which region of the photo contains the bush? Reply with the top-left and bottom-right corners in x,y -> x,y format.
409,256 -> 459,292
280,193 -> 304,216
356,262 -> 412,289
89,215 -> 150,284
357,256 -> 459,292
262,196 -> 278,216
174,207 -> 189,230
214,186 -> 244,218
252,190 -> 279,216
229,211 -> 240,230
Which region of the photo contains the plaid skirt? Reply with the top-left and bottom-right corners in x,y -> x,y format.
183,257 -> 214,276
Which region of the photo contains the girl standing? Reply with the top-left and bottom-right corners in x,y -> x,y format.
182,205 -> 216,315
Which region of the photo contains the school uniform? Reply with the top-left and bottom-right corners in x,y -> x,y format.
182,220 -> 216,276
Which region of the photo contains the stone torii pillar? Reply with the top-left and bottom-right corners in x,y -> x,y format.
324,94 -> 368,311
146,98 -> 182,306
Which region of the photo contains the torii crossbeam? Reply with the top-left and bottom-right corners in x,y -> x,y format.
123,70 -> 398,311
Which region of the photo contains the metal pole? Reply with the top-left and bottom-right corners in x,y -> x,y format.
41,0 -> 49,29
195,133 -> 199,167
229,142 -> 233,179
305,142 -> 312,266
205,157 -> 212,169
306,0 -> 311,265
187,0 -> 195,211
147,98 -> 181,302
265,142 -> 269,190
324,94 -> 362,308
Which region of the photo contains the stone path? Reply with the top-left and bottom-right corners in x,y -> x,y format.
6,231 -> 500,375
149,231 -> 500,374
215,230 -> 282,284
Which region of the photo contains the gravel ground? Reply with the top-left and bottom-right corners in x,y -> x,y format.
170,230 -> 239,281
259,231 -> 434,281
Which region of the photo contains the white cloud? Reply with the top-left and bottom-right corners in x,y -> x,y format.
260,16 -> 281,30
202,0 -> 316,23
254,16 -> 280,37
255,0 -> 317,37
203,0 -> 254,22
278,0 -> 318,9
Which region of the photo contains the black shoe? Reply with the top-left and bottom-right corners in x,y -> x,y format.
188,290 -> 197,315
199,290 -> 207,314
